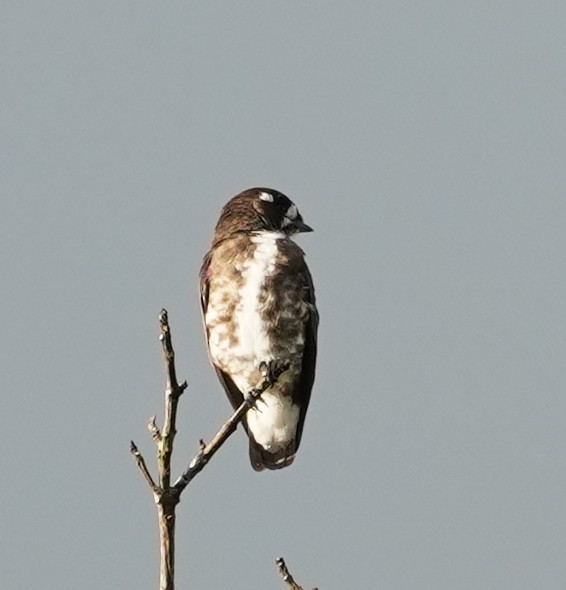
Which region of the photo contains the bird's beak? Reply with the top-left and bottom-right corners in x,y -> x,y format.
295,220 -> 314,233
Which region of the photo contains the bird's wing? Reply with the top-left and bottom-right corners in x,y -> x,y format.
198,250 -> 212,325
249,258 -> 319,470
199,250 -> 248,420
292,262 -> 319,450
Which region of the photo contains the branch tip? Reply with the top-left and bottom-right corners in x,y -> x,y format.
276,557 -> 306,590
148,416 -> 162,443
130,440 -> 160,494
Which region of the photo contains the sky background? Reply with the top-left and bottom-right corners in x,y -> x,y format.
2,1 -> 565,588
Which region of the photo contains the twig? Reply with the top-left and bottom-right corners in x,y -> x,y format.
172,360 -> 290,495
130,441 -> 160,495
276,557 -> 317,590
158,309 -> 187,490
148,415 -> 162,444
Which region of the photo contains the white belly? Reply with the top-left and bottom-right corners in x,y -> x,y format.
246,390 -> 300,450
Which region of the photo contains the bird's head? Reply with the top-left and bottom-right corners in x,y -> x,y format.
213,188 -> 312,242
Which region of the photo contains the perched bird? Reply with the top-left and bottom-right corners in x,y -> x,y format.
200,187 -> 318,471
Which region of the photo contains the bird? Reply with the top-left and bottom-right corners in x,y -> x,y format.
199,187 -> 318,471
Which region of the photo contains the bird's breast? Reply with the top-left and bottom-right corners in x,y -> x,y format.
205,232 -> 306,392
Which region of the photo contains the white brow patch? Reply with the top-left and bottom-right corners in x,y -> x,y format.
259,192 -> 274,202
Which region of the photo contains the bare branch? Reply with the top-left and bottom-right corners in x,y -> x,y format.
130,440 -> 160,495
172,361 -> 290,495
131,310 -> 295,590
157,502 -> 176,590
131,309 -> 188,590
158,308 -> 188,490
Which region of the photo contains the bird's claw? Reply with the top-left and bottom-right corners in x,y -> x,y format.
245,390 -> 266,412
246,359 -> 290,411
259,359 -> 289,387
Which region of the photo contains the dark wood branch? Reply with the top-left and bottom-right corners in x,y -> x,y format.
172,360 -> 290,495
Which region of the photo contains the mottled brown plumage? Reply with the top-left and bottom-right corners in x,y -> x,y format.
200,188 -> 318,470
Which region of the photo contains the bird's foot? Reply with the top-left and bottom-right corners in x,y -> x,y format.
246,360 -> 290,411
259,359 -> 290,387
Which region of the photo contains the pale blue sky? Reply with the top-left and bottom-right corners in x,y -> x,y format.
2,2 -> 565,588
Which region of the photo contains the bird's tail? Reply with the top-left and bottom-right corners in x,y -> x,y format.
248,438 -> 296,471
